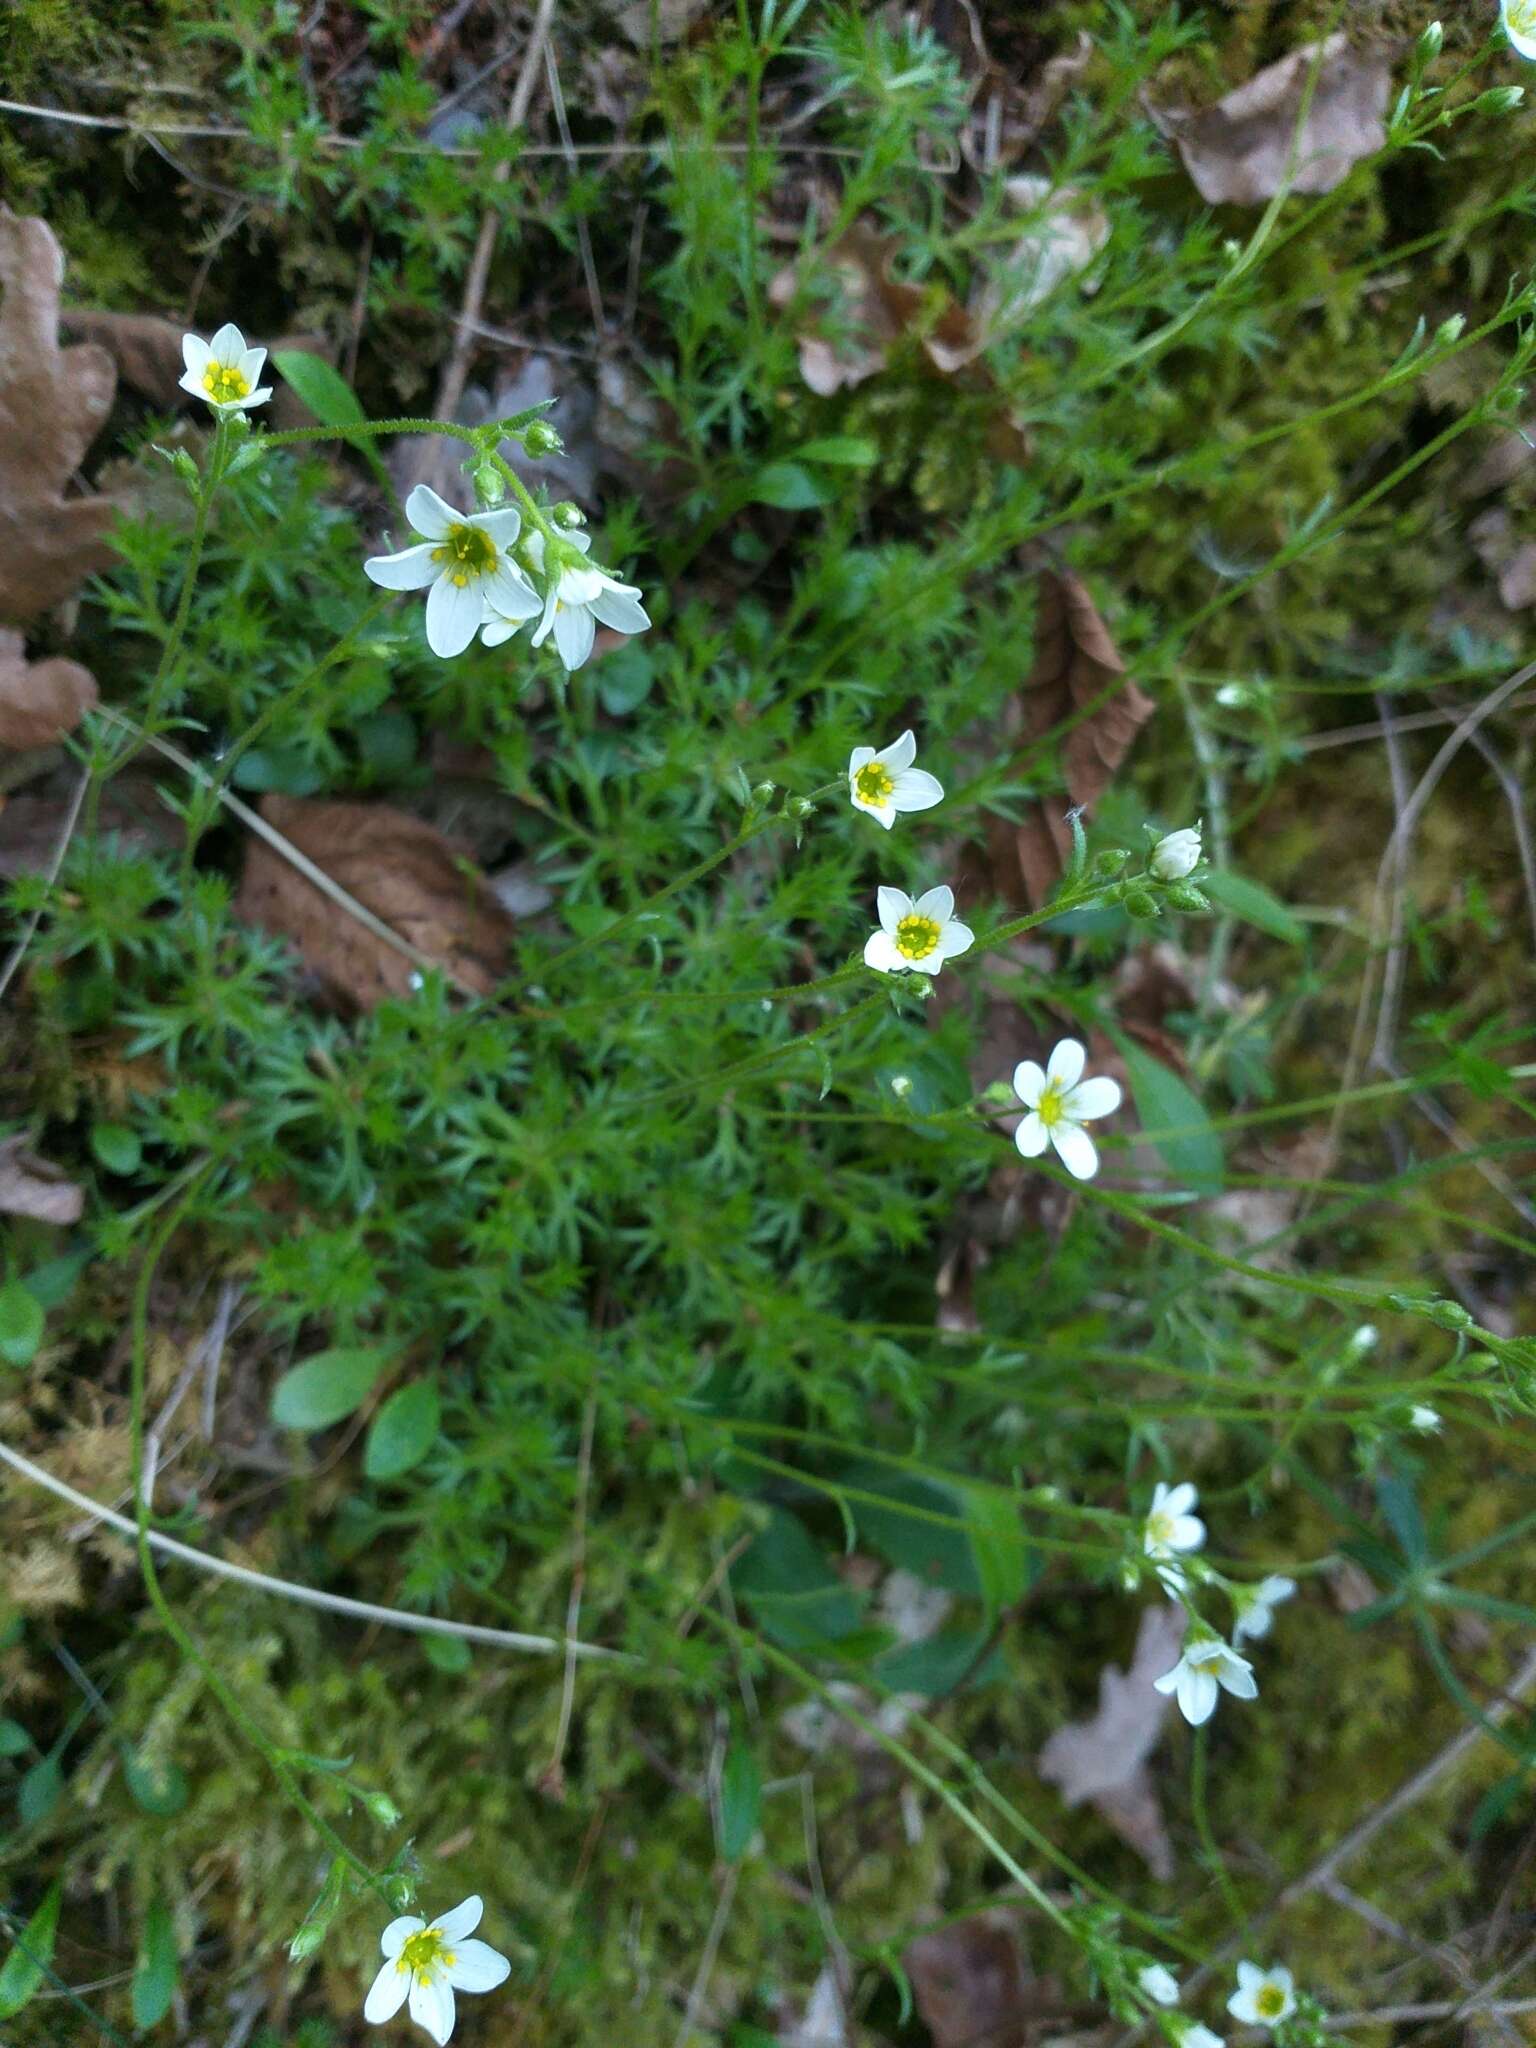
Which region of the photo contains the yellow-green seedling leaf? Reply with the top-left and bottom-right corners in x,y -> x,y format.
131,1895 -> 178,2030
364,1379 -> 440,1482
271,1348 -> 389,1431
0,1881 -> 62,2018
0,1284 -> 43,1370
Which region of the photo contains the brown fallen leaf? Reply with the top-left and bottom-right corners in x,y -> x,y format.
1469,506 -> 1536,611
0,1134 -> 84,1226
981,570 -> 1155,910
1037,1604 -> 1184,1880
769,223 -> 981,395
1152,35 -> 1394,207
973,176 -> 1110,338
235,795 -> 515,1009
0,627 -> 98,749
905,1915 -> 1064,2048
0,208 -> 124,622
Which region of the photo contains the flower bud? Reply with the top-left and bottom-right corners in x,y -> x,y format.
1474,86 -> 1525,115
1165,883 -> 1210,913
523,418 -> 564,457
360,1789 -> 403,1828
551,500 -> 586,529
1149,826 -> 1202,881
1416,19 -> 1443,62
1123,888 -> 1160,921
1434,313 -> 1466,347
472,460 -> 506,507
1093,846 -> 1132,878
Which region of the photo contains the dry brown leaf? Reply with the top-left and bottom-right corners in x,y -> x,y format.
1152,35 -> 1393,207
0,208 -> 124,621
904,1915 -> 1061,2048
235,795 -> 516,1009
0,627 -> 98,749
769,223 -> 981,395
1037,1604 -> 1184,1880
974,176 -> 1109,337
0,1134 -> 84,1226
982,570 -> 1154,910
1469,507 -> 1536,611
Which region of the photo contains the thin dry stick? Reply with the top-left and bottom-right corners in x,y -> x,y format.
433,0 -> 558,434
543,39 -> 605,336
0,1440 -> 625,1663
544,1389 -> 598,1794
672,1860 -> 741,2048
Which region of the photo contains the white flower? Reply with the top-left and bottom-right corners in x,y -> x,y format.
1503,0 -> 1536,61
1181,2026 -> 1225,2048
365,487 -> 539,660
493,528 -> 649,672
1153,1632 -> 1258,1726
1139,1964 -> 1181,2007
363,1895 -> 509,2045
178,322 -> 272,415
847,730 -> 944,829
863,885 -> 974,977
1143,1481 -> 1205,1563
1012,1039 -> 1122,1181
1232,1574 -> 1296,1644
1150,826 -> 1202,881
1410,1404 -> 1441,1433
1226,1962 -> 1296,2030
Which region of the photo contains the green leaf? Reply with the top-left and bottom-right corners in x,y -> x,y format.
748,462 -> 833,510
424,1634 -> 471,1675
0,1881 -> 61,2017
0,1720 -> 29,1757
796,435 -> 878,467
271,349 -> 366,429
0,1284 -> 44,1369
732,1509 -> 862,1649
22,1253 -> 89,1310
1116,1040 -> 1224,1194
91,1123 -> 142,1175
719,1739 -> 761,1860
271,1348 -> 389,1431
959,1485 -> 1031,1621
124,1754 -> 189,1818
17,1755 -> 60,1826
364,1380 -> 440,1482
839,1464 -> 978,1595
355,709 -> 418,777
1203,869 -> 1306,945
596,644 -> 655,716
131,1895 -> 178,2030
875,1626 -> 1004,1696
231,744 -> 328,797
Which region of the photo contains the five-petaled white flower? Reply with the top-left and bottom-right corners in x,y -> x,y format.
363,1895 -> 509,2044
364,488 -> 539,660
179,322 -> 272,415
1503,0 -> 1536,61
1154,1631 -> 1258,1726
1232,1574 -> 1296,1644
847,731 -> 944,830
1012,1039 -> 1122,1181
1227,1962 -> 1296,2031
1139,1964 -> 1181,2007
863,885 -> 974,977
1150,826 -> 1202,881
1143,1481 -> 1205,1564
488,528 -> 649,672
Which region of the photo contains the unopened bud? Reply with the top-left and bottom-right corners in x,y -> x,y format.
786,796 -> 816,819
1123,888 -> 1159,921
1416,20 -> 1443,63
523,418 -> 564,457
472,460 -> 506,506
1093,847 -> 1132,878
1149,826 -> 1202,882
360,1789 -> 403,1828
1474,86 -> 1525,115
551,500 -> 586,529
1165,883 -> 1210,913
1434,313 -> 1466,347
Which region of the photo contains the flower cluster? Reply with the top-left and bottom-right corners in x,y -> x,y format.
1128,1958 -> 1299,2048
1140,1480 -> 1296,1725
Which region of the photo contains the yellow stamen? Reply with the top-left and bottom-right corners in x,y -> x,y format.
854,761 -> 895,805
430,523 -> 498,579
1036,1082 -> 1067,1128
397,1928 -> 452,1977
1255,1986 -> 1286,2019
202,362 -> 251,403
894,914 -> 941,961
1147,1511 -> 1174,1546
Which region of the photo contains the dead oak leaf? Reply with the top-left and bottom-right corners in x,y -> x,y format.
905,1915 -> 1065,2048
0,208 -> 124,622
236,794 -> 515,1010
0,627 -> 98,749
1152,35 -> 1393,207
980,569 -> 1154,910
1037,1604 -> 1184,1880
0,1134 -> 84,1226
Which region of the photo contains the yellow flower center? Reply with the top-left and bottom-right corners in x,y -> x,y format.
1147,1510 -> 1174,1546
202,362 -> 251,403
854,761 -> 895,805
1510,0 -> 1536,28
1036,1082 -> 1068,1128
431,524 -> 498,589
894,914 -> 941,961
397,1928 -> 454,1977
1192,1651 -> 1227,1676
1255,1986 -> 1286,2020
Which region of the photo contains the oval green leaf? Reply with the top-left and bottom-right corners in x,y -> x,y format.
0,1880 -> 61,2017
363,1379 -> 440,1482
132,1895 -> 178,2030
270,348 -> 366,428
91,1123 -> 142,1174
1117,1040 -> 1224,1194
1203,869 -> 1306,945
271,1348 -> 389,1432
0,1284 -> 44,1370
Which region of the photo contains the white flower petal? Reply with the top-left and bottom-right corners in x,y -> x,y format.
1012,1061 -> 1045,1107
1163,1483 -> 1198,1518
381,1916 -> 425,1959
863,929 -> 906,973
913,884 -> 955,924
1050,1122 -> 1099,1181
483,563 -> 542,620
1227,1989 -> 1262,2026
934,918 -> 973,961
364,542 -> 442,592
876,887 -> 912,934
1139,1964 -> 1180,2007
243,383 -> 273,410
364,1959 -> 411,2023
1046,1038 -> 1086,1089
476,508 -> 523,548
1063,1075 -> 1121,1121
405,486 -> 459,541
848,747 -> 876,775
1236,1963 -> 1265,1994
589,587 -> 650,636
208,322 -> 245,366
1169,1515 -> 1205,1552
879,729 -> 917,772
1178,1664 -> 1219,1724
409,1970 -> 455,2045
443,1939 -> 510,1993
889,768 -> 944,814
181,333 -> 210,376
1014,1112 -> 1050,1158
553,602 -> 597,671
481,617 -> 520,648
431,1897 -> 484,1944
862,800 -> 896,828
425,573 -> 485,659
237,344 -> 267,386
529,584 -> 560,649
